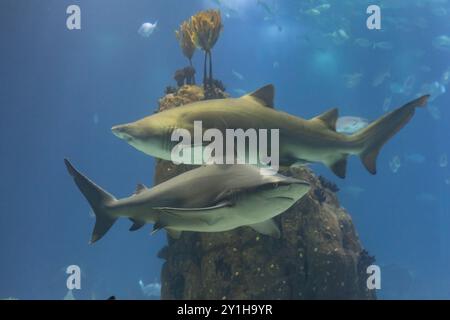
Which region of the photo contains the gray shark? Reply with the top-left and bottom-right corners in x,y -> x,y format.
112,85 -> 429,178
64,159 -> 310,243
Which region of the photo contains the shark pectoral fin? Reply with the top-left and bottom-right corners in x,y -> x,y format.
248,219 -> 281,238
166,228 -> 182,239
328,155 -> 348,179
129,218 -> 146,231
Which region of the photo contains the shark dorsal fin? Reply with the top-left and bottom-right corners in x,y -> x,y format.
312,108 -> 338,131
134,183 -> 147,195
244,84 -> 275,108
129,218 -> 146,231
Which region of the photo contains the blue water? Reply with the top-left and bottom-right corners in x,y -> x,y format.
0,0 -> 449,299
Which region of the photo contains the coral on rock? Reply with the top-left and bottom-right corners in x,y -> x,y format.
158,85 -> 228,113
173,67 -> 197,88
174,69 -> 186,87
175,21 -> 197,67
189,10 -> 223,88
319,175 -> 340,193
183,66 -> 196,85
164,86 -> 177,95
175,20 -> 197,84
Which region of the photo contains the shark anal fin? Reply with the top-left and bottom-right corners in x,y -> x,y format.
312,108 -> 338,131
329,155 -> 348,179
361,149 -> 378,175
166,228 -> 182,239
248,219 -> 281,238
129,218 -> 146,231
245,84 -> 274,108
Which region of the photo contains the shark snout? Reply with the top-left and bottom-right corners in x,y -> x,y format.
111,124 -> 133,141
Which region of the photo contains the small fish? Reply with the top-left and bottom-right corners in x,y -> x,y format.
389,155 -> 401,173
305,8 -> 321,16
373,41 -> 394,50
328,29 -> 350,45
403,75 -> 416,91
372,70 -> 391,87
355,38 -> 372,48
433,35 -> 450,52
338,29 -> 350,40
232,69 -> 244,80
439,153 -> 448,168
382,96 -> 392,112
419,81 -> 446,102
139,280 -> 161,298
405,153 -> 426,164
336,116 -> 369,134
428,105 -> 441,120
316,4 -> 331,11
138,21 -> 158,38
273,61 -> 280,69
390,82 -> 405,94
343,73 -> 363,89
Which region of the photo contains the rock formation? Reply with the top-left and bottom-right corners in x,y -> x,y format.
154,85 -> 376,300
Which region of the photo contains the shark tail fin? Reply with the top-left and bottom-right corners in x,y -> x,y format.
64,159 -> 117,244
352,95 -> 429,175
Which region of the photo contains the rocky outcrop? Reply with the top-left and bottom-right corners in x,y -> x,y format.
155,85 -> 376,300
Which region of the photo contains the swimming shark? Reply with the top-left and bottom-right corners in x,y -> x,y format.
112,84 -> 429,178
64,159 -> 310,243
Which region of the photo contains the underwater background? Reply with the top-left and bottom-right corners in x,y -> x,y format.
0,0 -> 449,299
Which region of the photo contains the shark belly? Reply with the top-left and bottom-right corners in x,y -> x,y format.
158,192 -> 299,233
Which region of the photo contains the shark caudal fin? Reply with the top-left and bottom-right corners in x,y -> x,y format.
353,95 -> 429,175
64,159 -> 117,244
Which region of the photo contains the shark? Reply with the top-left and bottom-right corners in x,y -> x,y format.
64,159 -> 310,243
112,84 -> 429,178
